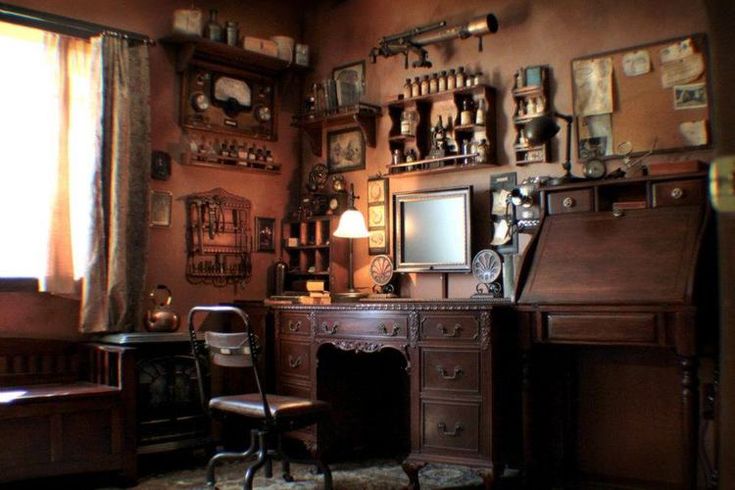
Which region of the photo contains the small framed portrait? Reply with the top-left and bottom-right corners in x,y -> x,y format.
368,229 -> 387,255
327,128 -> 365,173
255,217 -> 276,253
368,204 -> 385,228
150,191 -> 172,227
367,176 -> 389,255
674,82 -> 707,110
332,60 -> 365,107
367,178 -> 386,204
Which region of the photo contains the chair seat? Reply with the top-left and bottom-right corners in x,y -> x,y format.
210,393 -> 330,420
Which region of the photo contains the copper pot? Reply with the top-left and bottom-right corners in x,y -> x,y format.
145,285 -> 180,332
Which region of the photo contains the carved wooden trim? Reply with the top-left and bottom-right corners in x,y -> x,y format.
409,311 -> 420,348
308,311 -> 317,339
316,339 -> 409,359
275,301 -> 508,312
479,311 -> 491,351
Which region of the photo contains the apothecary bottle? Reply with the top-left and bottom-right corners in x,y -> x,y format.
400,110 -> 415,136
429,73 -> 438,93
438,71 -> 447,92
447,69 -> 456,90
460,98 -> 474,126
456,67 -> 466,88
476,139 -> 489,163
204,9 -> 223,42
420,75 -> 430,96
473,71 -> 483,86
402,78 -> 412,99
411,77 -> 420,98
475,98 -> 486,125
225,20 -> 238,46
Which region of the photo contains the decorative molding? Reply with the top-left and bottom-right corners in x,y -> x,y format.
479,311 -> 491,351
308,311 -> 317,338
409,311 -> 420,348
275,300 -> 509,313
316,339 -> 409,360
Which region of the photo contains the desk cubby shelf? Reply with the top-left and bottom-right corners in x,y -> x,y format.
293,103 -> 381,156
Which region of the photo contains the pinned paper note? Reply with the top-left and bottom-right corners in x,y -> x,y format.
492,189 -> 510,215
623,50 -> 651,77
661,52 -> 705,88
660,38 -> 694,64
679,120 -> 708,146
490,219 -> 511,246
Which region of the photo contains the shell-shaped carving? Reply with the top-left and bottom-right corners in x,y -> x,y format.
472,249 -> 502,284
369,255 -> 394,286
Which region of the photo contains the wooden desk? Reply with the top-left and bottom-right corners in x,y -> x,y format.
272,300 -> 517,489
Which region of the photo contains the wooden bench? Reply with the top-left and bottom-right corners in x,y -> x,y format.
0,337 -> 137,484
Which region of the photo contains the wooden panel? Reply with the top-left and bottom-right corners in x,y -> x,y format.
652,179 -> 705,207
546,188 -> 594,215
422,400 -> 480,453
421,349 -> 480,394
277,341 -> 310,379
543,313 -> 659,344
420,313 -> 479,342
520,206 -> 703,304
315,312 -> 408,339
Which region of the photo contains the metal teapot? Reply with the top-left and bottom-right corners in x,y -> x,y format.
145,285 -> 180,332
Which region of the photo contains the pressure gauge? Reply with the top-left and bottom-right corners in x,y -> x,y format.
190,92 -> 210,112
213,76 -> 251,116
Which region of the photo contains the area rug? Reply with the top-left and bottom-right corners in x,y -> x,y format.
129,458 -> 484,490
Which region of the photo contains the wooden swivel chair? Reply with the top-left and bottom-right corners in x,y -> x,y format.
188,305 -> 333,489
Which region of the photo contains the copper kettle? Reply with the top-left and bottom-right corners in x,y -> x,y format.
145,285 -> 180,332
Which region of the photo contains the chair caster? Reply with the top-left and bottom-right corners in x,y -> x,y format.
282,472 -> 294,482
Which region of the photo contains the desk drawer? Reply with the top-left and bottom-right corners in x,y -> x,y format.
546,188 -> 594,214
420,313 -> 480,342
315,313 -> 408,339
278,341 -> 311,378
543,313 -> 659,344
279,313 -> 310,337
652,179 -> 704,207
422,349 -> 480,394
422,401 -> 480,452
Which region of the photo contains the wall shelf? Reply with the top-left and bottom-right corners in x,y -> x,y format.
512,65 -> 552,165
293,103 -> 381,156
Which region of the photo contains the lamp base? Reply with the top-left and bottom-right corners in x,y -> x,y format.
332,290 -> 369,302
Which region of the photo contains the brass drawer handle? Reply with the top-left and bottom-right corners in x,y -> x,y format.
671,187 -> 685,199
437,421 -> 464,437
287,355 -> 302,369
436,365 -> 463,380
321,321 -> 339,335
562,196 -> 576,208
437,323 -> 462,337
288,320 -> 301,332
378,322 -> 400,337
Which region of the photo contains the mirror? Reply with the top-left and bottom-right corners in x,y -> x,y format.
571,33 -> 711,160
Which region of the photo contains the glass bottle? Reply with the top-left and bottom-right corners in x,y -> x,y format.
429,73 -> 438,93
464,69 -> 473,87
411,77 -> 420,98
225,21 -> 239,46
438,71 -> 447,92
460,98 -> 474,126
400,110 -> 415,136
204,9 -> 223,43
473,71 -> 483,86
477,139 -> 489,163
420,75 -> 430,96
456,67 -> 466,88
402,78 -> 412,99
475,98 -> 486,126
447,69 -> 456,90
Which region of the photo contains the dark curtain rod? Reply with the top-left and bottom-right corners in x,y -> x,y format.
0,2 -> 154,44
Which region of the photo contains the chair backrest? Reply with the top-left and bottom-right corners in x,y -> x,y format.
188,305 -> 271,422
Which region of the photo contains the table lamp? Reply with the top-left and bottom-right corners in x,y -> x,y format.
333,183 -> 369,300
525,112 -> 581,186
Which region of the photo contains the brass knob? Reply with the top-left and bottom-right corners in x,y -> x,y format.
562,196 -> 575,208
671,187 -> 684,200
612,208 -> 624,218
288,320 -> 301,332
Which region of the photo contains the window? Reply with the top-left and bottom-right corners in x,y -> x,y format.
0,21 -> 97,288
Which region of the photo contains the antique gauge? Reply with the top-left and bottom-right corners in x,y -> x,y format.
213,76 -> 252,116
308,163 -> 328,191
369,255 -> 397,297
190,91 -> 210,112
582,156 -> 606,179
331,174 -> 346,193
471,249 -> 502,297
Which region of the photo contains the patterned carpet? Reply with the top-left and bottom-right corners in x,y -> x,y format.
127,458 -> 485,490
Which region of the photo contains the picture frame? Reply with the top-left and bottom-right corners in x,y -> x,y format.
255,217 -> 276,253
524,65 -> 543,87
150,191 -> 172,227
367,176 -> 389,255
327,128 -> 365,173
332,60 -> 365,107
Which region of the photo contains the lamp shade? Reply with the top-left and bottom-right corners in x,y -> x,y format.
525,115 -> 560,146
333,209 -> 369,238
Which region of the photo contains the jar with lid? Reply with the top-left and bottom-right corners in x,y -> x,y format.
402,78 -> 412,99
438,71 -> 447,92
411,77 -> 421,98
456,67 -> 466,88
447,69 -> 456,90
420,75 -> 430,96
429,73 -> 438,93
204,9 -> 223,42
400,110 -> 415,136
225,21 -> 238,46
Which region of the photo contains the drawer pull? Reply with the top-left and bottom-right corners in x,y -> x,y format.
671,187 -> 685,200
288,320 -> 301,332
437,421 -> 464,437
321,321 -> 339,335
287,355 -> 302,369
437,323 -> 462,337
436,365 -> 463,380
562,196 -> 576,208
378,322 -> 400,337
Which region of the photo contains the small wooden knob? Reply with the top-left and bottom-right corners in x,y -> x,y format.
562,197 -> 576,208
671,187 -> 684,200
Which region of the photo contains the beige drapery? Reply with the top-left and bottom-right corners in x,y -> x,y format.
80,35 -> 150,333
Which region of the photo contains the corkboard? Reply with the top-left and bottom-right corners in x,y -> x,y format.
572,34 -> 711,160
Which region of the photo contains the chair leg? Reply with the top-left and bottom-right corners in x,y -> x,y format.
318,459 -> 333,490
206,429 -> 259,488
243,431 -> 269,490
278,435 -> 294,482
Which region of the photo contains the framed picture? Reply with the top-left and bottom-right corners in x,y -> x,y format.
327,128 -> 365,173
367,176 -> 389,255
332,60 -> 365,107
150,191 -> 172,227
255,217 -> 276,253
524,65 -> 543,87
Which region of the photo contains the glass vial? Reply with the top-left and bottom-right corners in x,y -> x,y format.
204,9 -> 223,42
411,77 -> 420,98
225,21 -> 238,46
438,71 -> 447,92
447,69 -> 456,90
429,73 -> 438,94
456,67 -> 466,88
402,78 -> 412,99
475,98 -> 486,125
420,75 -> 430,96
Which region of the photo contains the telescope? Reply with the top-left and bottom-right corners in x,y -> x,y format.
369,13 -> 499,69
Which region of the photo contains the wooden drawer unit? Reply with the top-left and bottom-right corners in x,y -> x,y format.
546,188 -> 594,214
278,340 -> 311,379
279,312 -> 311,337
421,349 -> 480,394
422,400 -> 480,453
314,313 -> 408,339
541,312 -> 660,345
652,179 -> 704,207
420,313 -> 480,342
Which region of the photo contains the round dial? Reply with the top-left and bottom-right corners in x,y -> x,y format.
254,105 -> 272,122
190,92 -> 210,112
329,197 -> 340,211
308,164 -> 328,191
331,175 -> 346,193
213,76 -> 251,107
472,249 -> 502,284
582,158 -> 606,179
369,255 -> 394,287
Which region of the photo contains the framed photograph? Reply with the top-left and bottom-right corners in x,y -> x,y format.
674,82 -> 707,110
332,60 -> 365,107
255,217 -> 276,253
367,176 -> 389,255
150,191 -> 172,227
524,65 -> 543,87
327,128 -> 365,173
